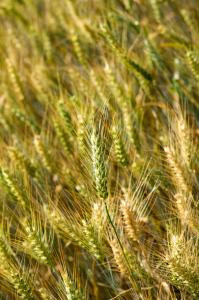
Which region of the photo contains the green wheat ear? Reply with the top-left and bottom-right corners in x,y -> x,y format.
6,58 -> 24,102
57,100 -> 75,135
91,127 -> 108,199
0,168 -> 27,209
0,229 -> 35,300
149,0 -> 162,22
54,121 -> 72,154
9,147 -> 37,179
22,218 -> 52,266
111,125 -> 129,166
186,50 -> 199,81
12,108 -> 40,133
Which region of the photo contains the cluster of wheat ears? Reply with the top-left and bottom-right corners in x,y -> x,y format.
0,0 -> 199,299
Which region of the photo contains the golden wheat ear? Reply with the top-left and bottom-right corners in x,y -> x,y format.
162,225 -> 199,298
0,224 -> 35,300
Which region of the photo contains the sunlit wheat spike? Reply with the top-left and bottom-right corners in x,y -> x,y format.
165,231 -> 199,297
6,58 -> 24,102
37,286 -> 54,300
61,272 -> 86,300
0,229 -> 35,300
149,0 -> 161,22
81,219 -> 104,261
12,108 -> 39,133
104,62 -> 124,104
90,69 -> 108,105
186,50 -> 199,81
0,168 -> 26,208
164,146 -> 190,194
174,193 -> 199,234
77,113 -> 86,153
111,125 -> 129,166
9,147 -> 37,178
0,231 -> 14,269
57,100 -> 74,135
174,109 -> 192,167
91,127 -> 108,199
54,121 -> 72,154
144,38 -> 164,70
43,204 -> 67,238
9,270 -> 35,300
42,31 -> 52,61
22,220 -> 52,266
65,0 -> 91,40
34,135 -> 52,172
181,9 -> 198,33
109,237 -> 148,283
122,101 -> 138,149
121,200 -> 147,242
109,239 -> 128,276
70,29 -> 87,67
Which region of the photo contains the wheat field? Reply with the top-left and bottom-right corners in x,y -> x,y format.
0,0 -> 199,299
